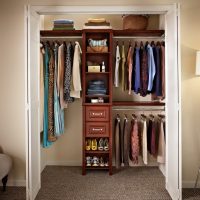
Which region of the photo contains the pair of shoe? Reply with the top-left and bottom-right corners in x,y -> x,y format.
98,138 -> 109,151
86,156 -> 99,167
86,139 -> 98,151
99,157 -> 109,167
85,138 -> 109,151
86,156 -> 109,167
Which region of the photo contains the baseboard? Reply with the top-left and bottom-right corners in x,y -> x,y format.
46,160 -> 81,166
0,179 -> 26,187
182,181 -> 199,188
32,181 -> 40,200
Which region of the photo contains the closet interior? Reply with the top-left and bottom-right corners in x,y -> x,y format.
39,14 -> 166,176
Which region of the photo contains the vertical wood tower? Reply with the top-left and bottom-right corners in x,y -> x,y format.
82,29 -> 113,175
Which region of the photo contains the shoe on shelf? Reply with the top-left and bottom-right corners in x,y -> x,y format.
99,157 -> 104,167
104,158 -> 109,167
86,156 -> 92,166
85,139 -> 92,151
104,138 -> 109,151
98,138 -> 104,151
91,139 -> 98,151
92,156 -> 99,167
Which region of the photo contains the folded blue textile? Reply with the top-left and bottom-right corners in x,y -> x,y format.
88,80 -> 105,85
53,19 -> 74,24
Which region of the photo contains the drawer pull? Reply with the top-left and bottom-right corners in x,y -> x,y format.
92,112 -> 103,116
92,128 -> 103,131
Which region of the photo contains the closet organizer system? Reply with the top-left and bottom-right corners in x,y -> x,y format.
40,28 -> 165,175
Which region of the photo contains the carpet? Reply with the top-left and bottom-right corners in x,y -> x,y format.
35,166 -> 172,200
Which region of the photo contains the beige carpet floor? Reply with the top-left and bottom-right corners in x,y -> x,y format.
36,166 -> 171,200
1,166 -> 200,200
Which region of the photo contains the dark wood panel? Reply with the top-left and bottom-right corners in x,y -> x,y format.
86,122 -> 109,137
112,101 -> 165,106
86,106 -> 109,122
40,30 -> 83,37
113,29 -> 165,37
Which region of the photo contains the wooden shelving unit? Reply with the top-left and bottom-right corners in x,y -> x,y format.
82,29 -> 113,175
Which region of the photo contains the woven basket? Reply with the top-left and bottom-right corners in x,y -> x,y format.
123,15 -> 148,30
87,46 -> 108,53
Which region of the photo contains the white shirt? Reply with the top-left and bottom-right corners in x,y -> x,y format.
70,41 -> 82,98
114,45 -> 121,87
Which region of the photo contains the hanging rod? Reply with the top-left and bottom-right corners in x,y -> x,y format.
40,36 -> 82,39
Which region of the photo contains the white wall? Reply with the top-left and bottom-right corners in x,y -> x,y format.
0,0 -> 200,188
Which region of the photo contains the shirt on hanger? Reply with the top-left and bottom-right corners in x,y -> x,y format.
114,45 -> 121,87
70,41 -> 82,98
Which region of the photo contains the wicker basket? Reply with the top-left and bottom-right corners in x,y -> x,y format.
123,15 -> 148,30
87,46 -> 108,53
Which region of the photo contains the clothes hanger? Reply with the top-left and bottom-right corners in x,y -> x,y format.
151,41 -> 155,47
122,41 -> 124,46
132,113 -> 137,119
124,113 -> 128,120
129,40 -> 132,47
116,40 -> 119,46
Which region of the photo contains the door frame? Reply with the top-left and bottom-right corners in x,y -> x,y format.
26,4 -> 181,199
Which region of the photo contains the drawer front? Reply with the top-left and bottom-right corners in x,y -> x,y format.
86,122 -> 109,137
86,106 -> 109,122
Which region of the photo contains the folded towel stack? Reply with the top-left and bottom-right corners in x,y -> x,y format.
83,18 -> 112,29
53,19 -> 75,30
87,80 -> 107,95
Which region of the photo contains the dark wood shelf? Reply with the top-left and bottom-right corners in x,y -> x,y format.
86,72 -> 110,74
112,101 -> 165,106
113,29 -> 165,37
40,30 -> 83,37
86,52 -> 111,54
85,150 -> 109,154
83,103 -> 111,106
86,166 -> 109,170
40,29 -> 164,38
85,135 -> 109,138
86,95 -> 109,98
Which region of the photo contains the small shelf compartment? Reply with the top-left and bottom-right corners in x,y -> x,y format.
112,101 -> 165,106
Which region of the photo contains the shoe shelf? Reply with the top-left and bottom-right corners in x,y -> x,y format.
86,166 -> 109,170
85,150 -> 109,154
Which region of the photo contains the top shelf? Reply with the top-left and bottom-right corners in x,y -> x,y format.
40,30 -> 83,37
113,29 -> 165,37
40,29 -> 165,38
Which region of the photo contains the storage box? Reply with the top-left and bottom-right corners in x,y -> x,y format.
88,65 -> 101,72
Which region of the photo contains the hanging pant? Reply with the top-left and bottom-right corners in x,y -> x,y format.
114,118 -> 121,169
157,119 -> 165,163
122,118 -> 129,166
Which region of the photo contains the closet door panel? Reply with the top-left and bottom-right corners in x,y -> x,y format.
27,7 -> 41,200
165,4 -> 181,200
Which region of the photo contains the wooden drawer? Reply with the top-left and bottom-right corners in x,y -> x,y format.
86,122 -> 109,137
85,106 -> 109,122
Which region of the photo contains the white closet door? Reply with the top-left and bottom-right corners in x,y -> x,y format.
27,6 -> 41,200
165,4 -> 181,200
